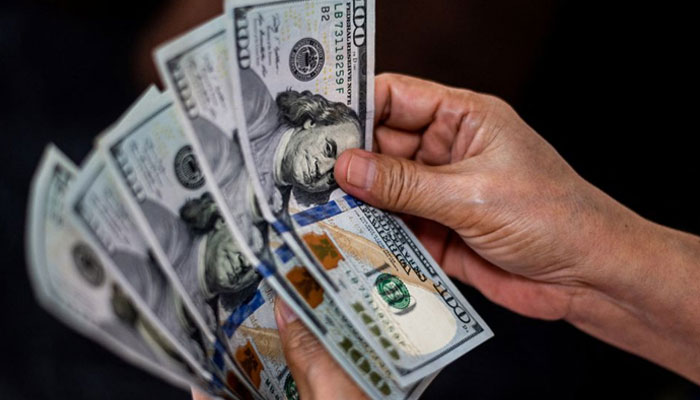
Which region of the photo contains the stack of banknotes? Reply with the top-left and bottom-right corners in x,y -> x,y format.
25,1 -> 493,399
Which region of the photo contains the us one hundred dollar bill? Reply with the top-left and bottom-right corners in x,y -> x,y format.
25,0 -> 494,397
67,151 -> 250,399
26,145 -> 206,394
268,230 -> 435,399
26,91 -> 222,395
100,86 -> 289,400
227,0 -> 492,386
153,14 -> 433,399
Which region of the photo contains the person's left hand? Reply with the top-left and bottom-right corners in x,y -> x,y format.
272,299 -> 366,400
192,299 -> 365,400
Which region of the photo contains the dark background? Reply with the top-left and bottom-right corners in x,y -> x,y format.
1,0 -> 699,398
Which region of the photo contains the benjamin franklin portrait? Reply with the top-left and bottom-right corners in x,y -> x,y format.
179,192 -> 262,314
238,68 -> 364,218
141,192 -> 262,338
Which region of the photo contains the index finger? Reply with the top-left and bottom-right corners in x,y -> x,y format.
374,73 -> 480,131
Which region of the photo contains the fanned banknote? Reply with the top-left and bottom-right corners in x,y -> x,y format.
26,145 -> 203,393
153,14 -> 434,399
268,231 -> 435,399
67,151 -> 247,399
100,86 -> 289,400
227,0 -> 492,386
25,1 -> 495,397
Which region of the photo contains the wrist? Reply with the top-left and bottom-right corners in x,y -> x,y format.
565,186 -> 700,383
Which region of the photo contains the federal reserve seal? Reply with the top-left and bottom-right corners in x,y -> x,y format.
289,38 -> 325,82
72,242 -> 105,287
174,145 -> 204,190
375,273 -> 412,311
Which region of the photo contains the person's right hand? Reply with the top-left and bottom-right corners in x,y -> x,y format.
336,73 -> 634,321
334,74 -> 700,384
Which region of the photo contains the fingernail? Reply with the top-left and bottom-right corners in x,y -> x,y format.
276,299 -> 298,330
346,152 -> 377,190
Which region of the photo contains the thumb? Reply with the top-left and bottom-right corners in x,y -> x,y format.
335,149 -> 466,227
274,299 -> 367,400
274,299 -> 323,389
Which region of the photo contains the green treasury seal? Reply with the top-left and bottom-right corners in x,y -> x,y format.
375,273 -> 411,310
284,372 -> 299,400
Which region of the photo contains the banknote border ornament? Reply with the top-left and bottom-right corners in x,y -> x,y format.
289,37 -> 325,82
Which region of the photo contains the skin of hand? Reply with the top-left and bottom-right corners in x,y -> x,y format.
273,300 -> 368,400
334,73 -> 700,386
190,300 -> 367,400
194,74 -> 700,399
270,73 -> 700,398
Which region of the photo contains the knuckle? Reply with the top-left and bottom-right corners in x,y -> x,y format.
379,72 -> 417,89
449,87 -> 493,109
482,93 -> 509,108
484,95 -> 519,121
380,158 -> 420,211
466,173 -> 493,205
457,165 -> 495,204
450,87 -> 478,101
378,72 -> 402,82
283,326 -> 324,371
452,177 -> 493,230
285,326 -> 318,355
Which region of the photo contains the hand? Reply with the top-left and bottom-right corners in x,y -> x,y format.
191,299 -> 365,400
195,73 -> 699,400
337,73 -> 619,321
272,300 -> 367,400
334,74 -> 700,383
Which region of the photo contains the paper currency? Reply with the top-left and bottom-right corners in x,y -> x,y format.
101,86 -> 290,400
153,16 -> 263,260
25,1 -> 494,397
154,14 -> 434,399
26,145 -> 205,393
227,0 -> 492,386
268,231 -> 435,399
295,200 -> 493,384
67,151 -> 247,399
